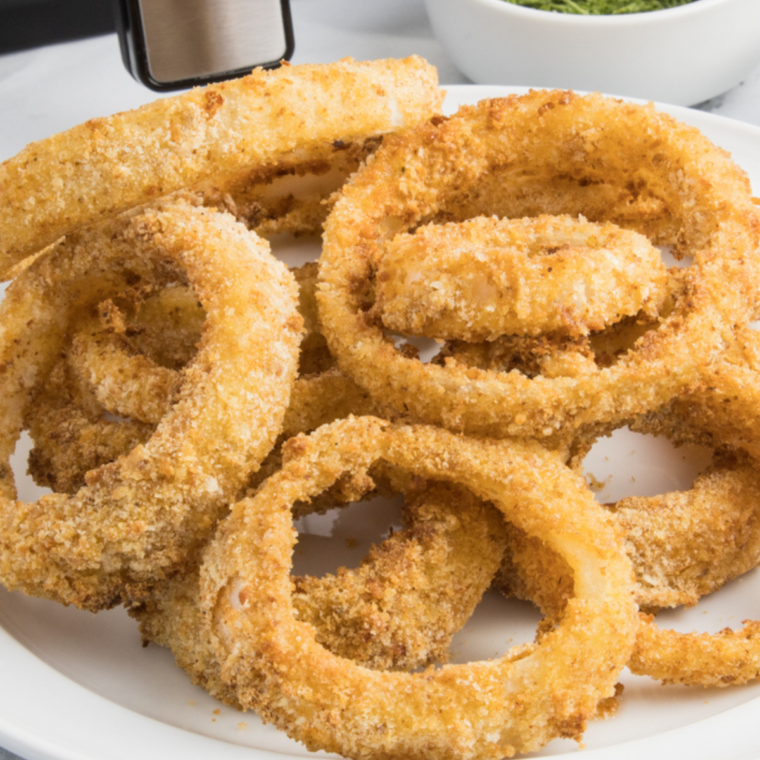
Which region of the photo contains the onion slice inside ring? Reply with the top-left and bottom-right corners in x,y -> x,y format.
318,91 -> 760,439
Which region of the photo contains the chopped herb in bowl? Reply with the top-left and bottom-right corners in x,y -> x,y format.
502,0 -> 696,13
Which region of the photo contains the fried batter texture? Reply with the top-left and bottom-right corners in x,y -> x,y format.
6,56 -> 760,760
494,360 -> 760,689
62,263 -> 332,426
0,57 -> 443,278
622,329 -> 760,687
133,477 -> 508,707
201,417 -> 637,760
496,450 -> 760,619
0,199 -> 302,610
24,262 -> 384,495
375,215 -> 669,340
318,90 -> 759,439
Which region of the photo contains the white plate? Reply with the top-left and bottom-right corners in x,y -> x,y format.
2,84 -> 760,760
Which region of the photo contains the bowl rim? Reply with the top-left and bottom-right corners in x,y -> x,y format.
446,0 -> 740,24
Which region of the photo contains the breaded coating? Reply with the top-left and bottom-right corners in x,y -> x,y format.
201,417 -> 636,760
318,90 -> 759,439
496,453 -> 760,618
133,479 -> 508,704
0,199 -> 301,610
0,57 -> 443,278
375,215 -> 668,340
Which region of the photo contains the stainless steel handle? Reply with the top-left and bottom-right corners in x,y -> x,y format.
116,0 -> 294,90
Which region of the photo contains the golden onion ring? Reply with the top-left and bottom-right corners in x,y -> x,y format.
134,477 -> 508,705
318,91 -> 760,439
201,416 -> 636,759
0,57 -> 443,279
375,215 -> 669,340
0,198 -> 301,610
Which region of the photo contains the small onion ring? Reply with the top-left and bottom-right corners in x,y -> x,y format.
318,91 -> 760,438
63,263 -> 333,426
0,198 -> 301,610
68,308 -> 182,425
374,214 -> 669,340
201,416 -> 636,759
25,358 -> 155,494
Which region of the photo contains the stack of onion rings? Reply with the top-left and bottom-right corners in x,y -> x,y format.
4,60 -> 760,759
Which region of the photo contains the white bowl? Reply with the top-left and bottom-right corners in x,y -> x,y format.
424,0 -> 760,106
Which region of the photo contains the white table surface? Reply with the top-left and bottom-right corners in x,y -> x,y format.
1,1 -> 760,758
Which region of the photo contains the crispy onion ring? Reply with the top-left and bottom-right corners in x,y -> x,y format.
496,450 -> 760,618
0,57 -> 443,278
201,416 -> 636,759
134,477 -> 508,705
105,286 -> 205,370
0,199 -> 301,610
318,91 -> 760,438
68,307 -> 183,425
34,260 -> 385,498
374,215 -> 669,340
64,263 -> 331,425
25,358 -> 155,494
492,329 -> 760,687
623,328 -> 760,687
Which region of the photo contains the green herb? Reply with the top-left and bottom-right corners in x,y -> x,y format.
502,0 -> 696,14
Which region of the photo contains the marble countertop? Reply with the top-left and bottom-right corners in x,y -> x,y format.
1,2 -> 760,759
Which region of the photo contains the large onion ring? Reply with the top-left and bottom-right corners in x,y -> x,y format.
134,477 -> 508,706
318,90 -> 760,438
0,57 -> 443,278
0,198 -> 301,610
375,214 -> 669,340
201,416 -> 636,759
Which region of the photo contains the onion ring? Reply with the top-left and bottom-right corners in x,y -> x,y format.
0,57 -> 443,278
374,214 -> 669,340
490,329 -> 760,687
201,416 -> 636,759
68,307 -> 183,425
110,286 -> 205,370
134,476 -> 508,705
0,198 -> 301,610
495,450 -> 760,618
64,263 -> 331,425
318,90 -> 760,438
25,358 -> 154,494
622,328 -> 760,687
